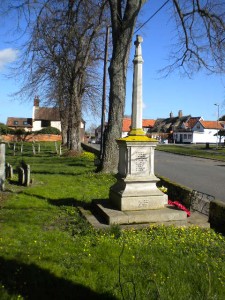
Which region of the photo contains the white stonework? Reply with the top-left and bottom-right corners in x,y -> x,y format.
109,35 -> 168,213
131,35 -> 144,133
110,139 -> 167,211
0,143 -> 5,191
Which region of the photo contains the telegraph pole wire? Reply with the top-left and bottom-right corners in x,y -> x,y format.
134,0 -> 170,34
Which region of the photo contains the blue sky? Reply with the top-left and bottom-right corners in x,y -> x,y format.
0,1 -> 224,128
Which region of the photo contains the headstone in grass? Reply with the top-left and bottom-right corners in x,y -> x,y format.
5,163 -> 10,179
24,164 -> 31,186
5,163 -> 13,179
18,167 -> 25,185
0,143 -> 5,191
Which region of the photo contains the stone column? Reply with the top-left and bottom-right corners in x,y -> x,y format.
130,35 -> 145,136
0,143 -> 5,191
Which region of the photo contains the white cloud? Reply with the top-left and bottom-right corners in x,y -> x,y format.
0,48 -> 18,70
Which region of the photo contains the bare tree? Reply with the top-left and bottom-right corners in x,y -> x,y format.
1,0 -> 107,151
167,0 -> 225,75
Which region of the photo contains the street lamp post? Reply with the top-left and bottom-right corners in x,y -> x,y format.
214,103 -> 220,149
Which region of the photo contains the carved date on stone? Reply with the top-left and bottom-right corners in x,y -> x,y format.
138,199 -> 149,208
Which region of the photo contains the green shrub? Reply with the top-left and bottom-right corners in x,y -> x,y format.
0,123 -> 11,134
37,126 -> 61,135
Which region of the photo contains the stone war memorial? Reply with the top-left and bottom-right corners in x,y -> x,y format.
95,35 -> 187,226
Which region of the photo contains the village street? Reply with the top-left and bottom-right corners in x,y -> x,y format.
89,143 -> 225,202
155,151 -> 225,202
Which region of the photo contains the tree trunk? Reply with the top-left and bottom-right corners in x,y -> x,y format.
67,83 -> 82,152
101,0 -> 144,173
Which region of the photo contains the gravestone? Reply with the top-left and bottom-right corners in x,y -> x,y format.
0,144 -> 5,191
24,164 -> 31,186
18,167 -> 25,185
6,163 -> 14,179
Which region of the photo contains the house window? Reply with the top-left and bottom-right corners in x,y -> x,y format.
23,121 -> 28,125
14,121 -> 18,125
41,120 -> 50,127
184,134 -> 187,139
196,124 -> 200,129
188,134 -> 192,139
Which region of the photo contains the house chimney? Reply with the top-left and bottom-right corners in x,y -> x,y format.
178,110 -> 183,118
34,96 -> 40,107
170,111 -> 173,118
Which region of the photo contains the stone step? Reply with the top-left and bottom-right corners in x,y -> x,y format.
93,200 -> 187,225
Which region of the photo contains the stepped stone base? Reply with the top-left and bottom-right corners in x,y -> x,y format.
110,178 -> 168,211
93,200 -> 187,226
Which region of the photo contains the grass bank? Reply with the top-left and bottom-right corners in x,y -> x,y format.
0,142 -> 225,299
157,144 -> 225,161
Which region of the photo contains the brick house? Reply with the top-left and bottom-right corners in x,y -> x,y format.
32,97 -> 61,131
95,117 -> 155,142
6,96 -> 86,142
121,117 -> 155,137
6,117 -> 33,131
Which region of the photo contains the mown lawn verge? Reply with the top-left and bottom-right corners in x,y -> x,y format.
156,144 -> 225,161
0,142 -> 225,299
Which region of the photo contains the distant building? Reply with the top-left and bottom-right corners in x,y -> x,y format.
6,96 -> 86,141
6,117 -> 33,131
151,110 -> 225,144
32,96 -> 61,131
95,117 -> 155,142
122,117 -> 155,137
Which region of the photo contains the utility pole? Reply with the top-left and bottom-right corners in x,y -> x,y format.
100,26 -> 110,159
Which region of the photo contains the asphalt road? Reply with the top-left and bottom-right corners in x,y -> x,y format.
155,151 -> 225,202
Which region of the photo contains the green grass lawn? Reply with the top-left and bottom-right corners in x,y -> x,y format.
0,142 -> 225,299
157,144 -> 225,161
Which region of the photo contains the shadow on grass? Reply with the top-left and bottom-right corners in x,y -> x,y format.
15,191 -> 90,209
0,257 -> 115,300
48,197 -> 90,209
31,170 -> 91,176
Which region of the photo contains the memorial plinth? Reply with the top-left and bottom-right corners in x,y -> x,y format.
109,136 -> 167,211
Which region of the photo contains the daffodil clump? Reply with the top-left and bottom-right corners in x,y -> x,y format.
80,151 -> 96,160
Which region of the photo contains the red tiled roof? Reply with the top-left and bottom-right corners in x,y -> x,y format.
142,119 -> 155,127
187,118 -> 199,128
122,118 -> 155,132
34,107 -> 60,121
6,117 -> 32,128
200,120 -> 224,129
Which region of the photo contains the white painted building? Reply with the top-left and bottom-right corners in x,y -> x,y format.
32,97 -> 61,131
174,120 -> 225,144
192,120 -> 225,144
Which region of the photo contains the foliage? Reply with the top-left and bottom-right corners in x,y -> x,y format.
1,142 -> 225,299
14,128 -> 26,136
0,123 -> 12,135
37,126 -> 61,135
